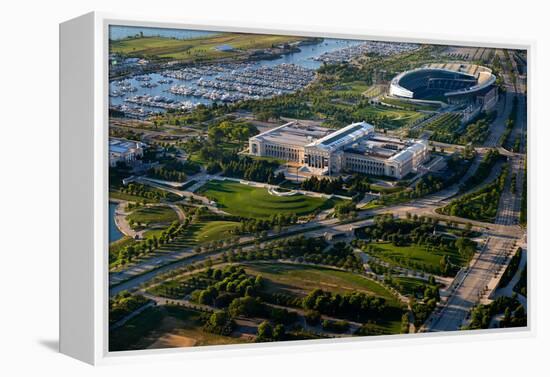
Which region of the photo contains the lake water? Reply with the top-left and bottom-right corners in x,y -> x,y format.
109,202 -> 124,242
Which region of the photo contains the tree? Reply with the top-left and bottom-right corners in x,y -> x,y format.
254,275 -> 264,289
203,310 -> 234,335
198,287 -> 218,305
257,321 -> 273,341
304,310 -> 321,325
228,296 -> 264,317
272,324 -> 285,341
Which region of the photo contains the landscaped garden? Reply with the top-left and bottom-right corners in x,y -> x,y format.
198,180 -> 334,219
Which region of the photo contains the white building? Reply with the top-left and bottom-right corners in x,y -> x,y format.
249,121 -> 429,179
249,122 -> 331,164
109,138 -> 145,167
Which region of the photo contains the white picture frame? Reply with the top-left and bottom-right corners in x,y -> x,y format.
60,11 -> 533,365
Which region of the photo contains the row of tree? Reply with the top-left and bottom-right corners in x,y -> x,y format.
334,200 -> 357,220
301,176 -> 344,194
209,157 -> 285,184
468,296 -> 526,329
191,266 -> 264,307
233,213 -> 299,235
118,183 -> 168,202
302,288 -> 387,322
499,97 -> 519,147
109,291 -> 150,325
440,164 -> 509,222
147,166 -> 187,182
460,149 -> 502,192
116,220 -> 185,265
221,238 -> 364,272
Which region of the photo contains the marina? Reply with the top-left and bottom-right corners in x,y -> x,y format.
314,41 -> 420,64
168,63 -> 316,102
108,36 -> 410,118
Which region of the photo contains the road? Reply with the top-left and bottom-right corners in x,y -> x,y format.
424,236 -> 516,331
484,50 -> 518,148
422,49 -> 527,332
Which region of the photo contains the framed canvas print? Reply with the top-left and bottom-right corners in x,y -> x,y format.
60,12 -> 531,365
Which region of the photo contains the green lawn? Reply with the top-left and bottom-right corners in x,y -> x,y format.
244,262 -> 398,303
244,262 -> 403,333
111,33 -> 308,61
353,105 -> 424,129
380,96 -> 441,111
127,206 -> 178,225
390,277 -> 437,298
194,221 -> 240,243
154,220 -> 240,251
198,180 -> 332,219
369,184 -> 404,194
109,190 -> 158,203
368,242 -> 466,274
143,228 -> 168,238
110,188 -> 180,203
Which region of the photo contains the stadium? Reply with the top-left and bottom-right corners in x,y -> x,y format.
389,63 -> 498,110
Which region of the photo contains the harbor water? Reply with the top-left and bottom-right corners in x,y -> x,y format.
109,202 -> 124,243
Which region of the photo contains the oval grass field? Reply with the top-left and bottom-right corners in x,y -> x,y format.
199,180 -> 333,219
195,221 -> 240,243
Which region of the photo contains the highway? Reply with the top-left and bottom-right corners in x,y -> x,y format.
422,48 -> 527,332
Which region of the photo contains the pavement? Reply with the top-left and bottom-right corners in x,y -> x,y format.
110,199 -> 143,239
421,49 -> 527,332
423,236 -> 517,332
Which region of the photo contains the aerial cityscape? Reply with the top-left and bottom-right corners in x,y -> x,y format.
108,25 -> 527,352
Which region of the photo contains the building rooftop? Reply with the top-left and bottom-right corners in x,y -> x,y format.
250,122 -> 331,147
345,137 -> 427,162
389,139 -> 428,163
389,149 -> 414,163
306,121 -> 374,152
109,138 -> 144,155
